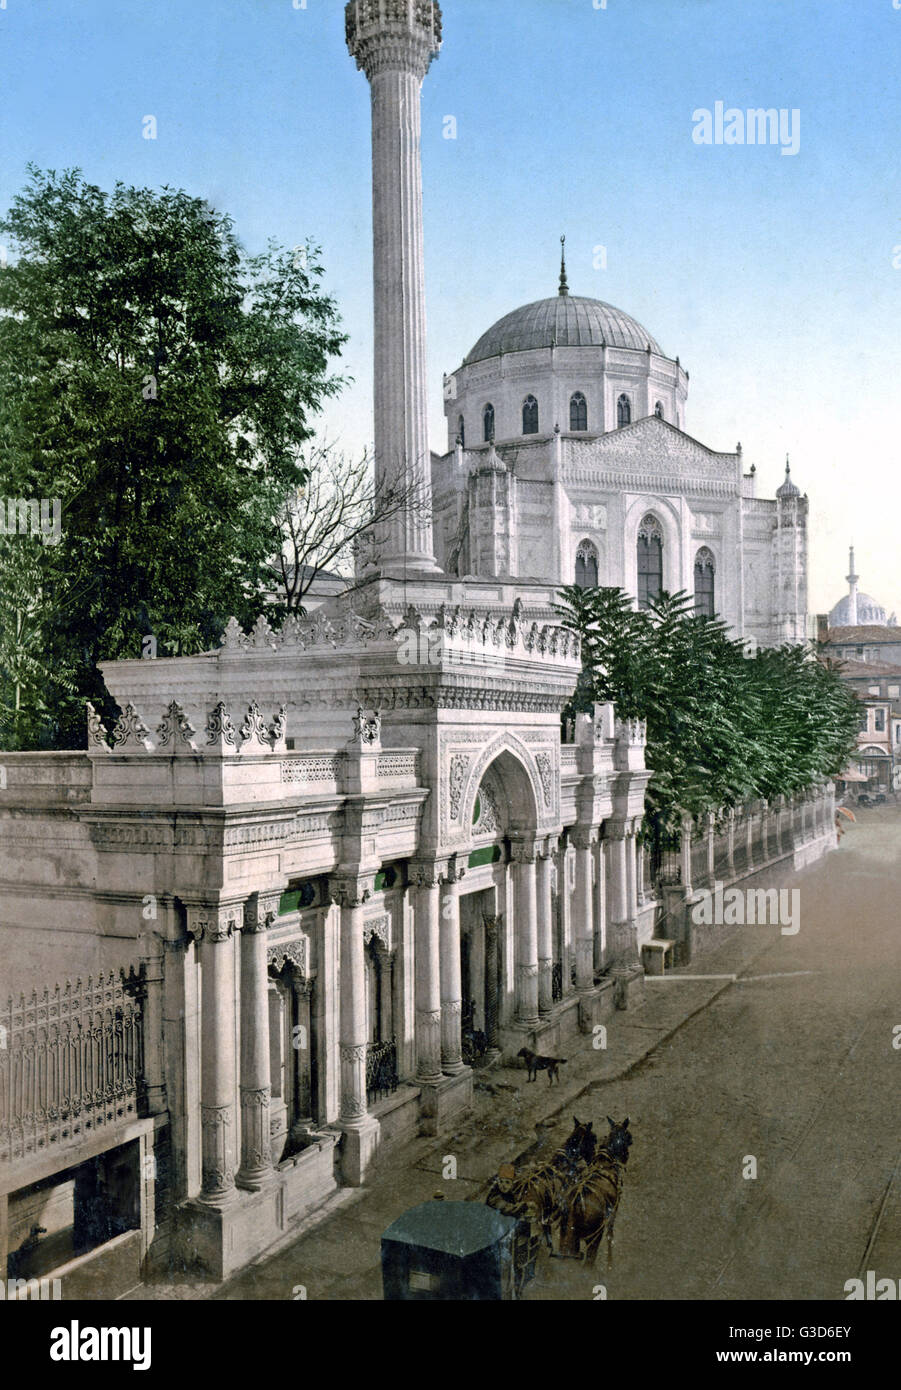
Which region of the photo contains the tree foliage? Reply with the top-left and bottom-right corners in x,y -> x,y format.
0,166 -> 347,747
555,586 -> 860,825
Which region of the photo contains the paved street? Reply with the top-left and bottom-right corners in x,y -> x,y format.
157,804 -> 901,1303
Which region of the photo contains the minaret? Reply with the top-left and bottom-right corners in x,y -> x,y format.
846,545 -> 859,626
346,0 -> 442,573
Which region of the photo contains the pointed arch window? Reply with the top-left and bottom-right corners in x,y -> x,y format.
617,394 -> 632,427
457,415 -> 465,448
483,403 -> 495,442
654,401 -> 664,419
522,394 -> 539,435
575,540 -> 599,589
570,392 -> 588,432
694,546 -> 716,618
637,514 -> 663,609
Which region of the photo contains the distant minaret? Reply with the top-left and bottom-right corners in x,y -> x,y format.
846,545 -> 859,626
346,0 -> 442,573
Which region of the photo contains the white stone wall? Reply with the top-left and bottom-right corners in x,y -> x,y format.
444,343 -> 688,450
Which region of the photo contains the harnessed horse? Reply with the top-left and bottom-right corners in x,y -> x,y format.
486,1117 -> 597,1253
558,1116 -> 632,1267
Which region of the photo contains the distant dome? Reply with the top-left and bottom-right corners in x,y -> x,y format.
776,460 -> 801,499
465,295 -> 664,365
828,593 -> 889,627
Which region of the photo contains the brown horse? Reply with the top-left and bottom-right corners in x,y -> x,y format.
486,1116 -> 596,1252
558,1116 -> 632,1267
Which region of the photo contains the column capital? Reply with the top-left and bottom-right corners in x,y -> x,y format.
446,852 -> 467,885
329,876 -> 374,909
537,834 -> 560,860
569,824 -> 598,852
243,891 -> 281,934
186,902 -> 243,944
510,837 -> 540,865
410,860 -> 446,889
602,816 -> 639,842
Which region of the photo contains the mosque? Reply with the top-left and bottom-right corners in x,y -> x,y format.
433,243 -> 809,648
0,0 -> 833,1296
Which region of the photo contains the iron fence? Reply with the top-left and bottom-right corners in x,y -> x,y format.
0,971 -> 144,1168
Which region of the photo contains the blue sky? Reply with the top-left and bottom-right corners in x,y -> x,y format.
2,0 -> 900,617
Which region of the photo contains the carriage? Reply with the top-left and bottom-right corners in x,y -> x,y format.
381,1200 -> 519,1301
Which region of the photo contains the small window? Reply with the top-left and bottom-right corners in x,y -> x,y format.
875,709 -> 886,732
694,546 -> 715,618
654,401 -> 664,419
859,711 -> 869,732
575,540 -> 599,589
570,392 -> 588,432
457,415 -> 465,448
888,685 -> 899,698
868,685 -> 880,696
637,514 -> 663,609
483,403 -> 495,442
617,394 -> 631,427
522,395 -> 539,435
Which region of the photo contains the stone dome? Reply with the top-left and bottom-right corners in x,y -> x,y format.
828,593 -> 889,627
464,295 -> 664,365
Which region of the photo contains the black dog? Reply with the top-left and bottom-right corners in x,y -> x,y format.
517,1047 -> 567,1084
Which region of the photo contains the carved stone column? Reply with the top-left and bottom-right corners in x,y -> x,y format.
189,903 -> 242,1204
291,975 -> 314,1127
332,879 -> 372,1127
605,820 -> 642,973
511,841 -> 540,1027
412,864 -> 443,1082
237,892 -> 279,1190
439,857 -> 465,1075
536,845 -> 556,1016
138,929 -> 166,1116
484,915 -> 501,1054
571,827 -> 596,992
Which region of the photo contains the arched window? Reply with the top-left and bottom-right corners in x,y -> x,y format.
694,546 -> 716,618
637,514 -> 663,609
457,415 -> 465,448
522,394 -> 539,435
617,394 -> 632,427
483,403 -> 495,442
570,392 -> 588,432
654,401 -> 664,419
575,540 -> 599,589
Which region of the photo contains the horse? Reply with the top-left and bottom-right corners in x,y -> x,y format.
486,1116 -> 597,1254
558,1117 -> 632,1267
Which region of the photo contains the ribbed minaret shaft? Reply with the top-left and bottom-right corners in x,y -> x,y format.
846,545 -> 859,626
346,0 -> 442,573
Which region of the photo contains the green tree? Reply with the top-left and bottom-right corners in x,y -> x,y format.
0,166 -> 347,747
555,585 -> 860,827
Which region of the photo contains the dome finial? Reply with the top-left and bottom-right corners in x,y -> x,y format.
558,235 -> 569,297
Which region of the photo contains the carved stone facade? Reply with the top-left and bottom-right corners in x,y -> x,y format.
435,313 -> 810,650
